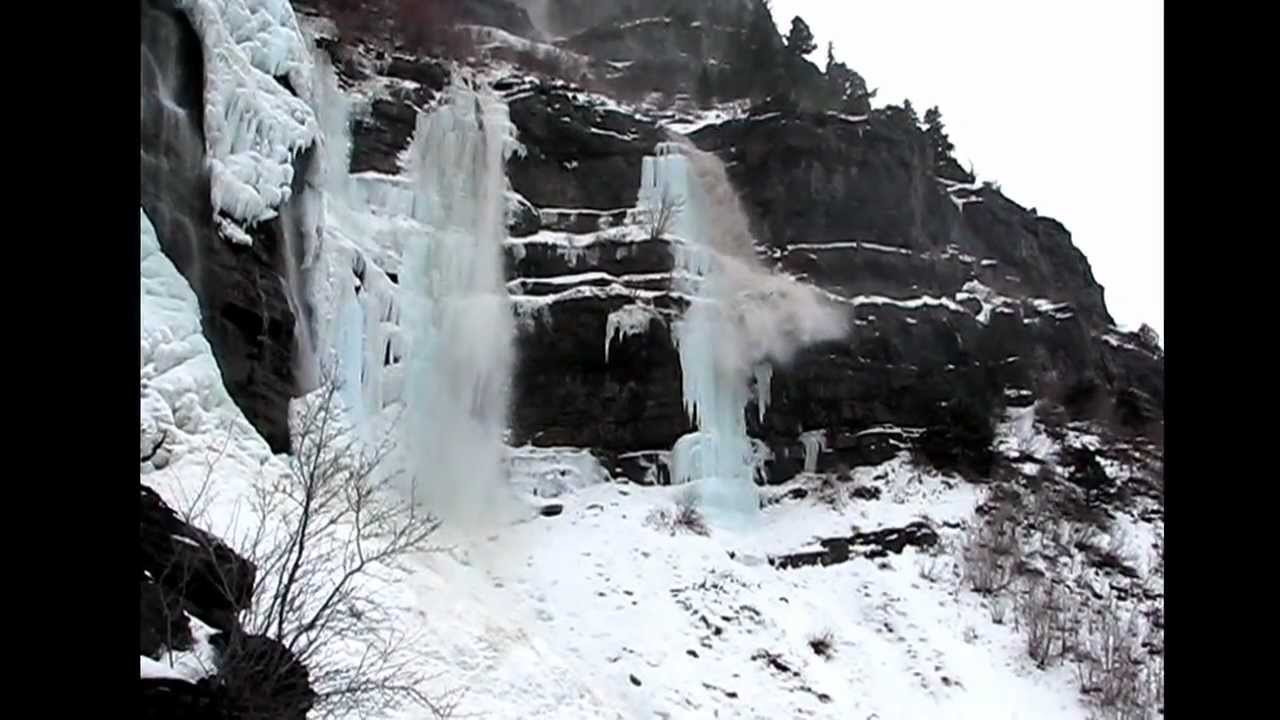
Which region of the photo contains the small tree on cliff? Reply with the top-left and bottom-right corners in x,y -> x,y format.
785,16 -> 817,57
824,41 -> 875,115
923,106 -> 956,164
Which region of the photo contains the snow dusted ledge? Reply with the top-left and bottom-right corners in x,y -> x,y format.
177,0 -> 318,228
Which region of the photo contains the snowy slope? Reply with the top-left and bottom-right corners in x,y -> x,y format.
372,450 -> 1092,720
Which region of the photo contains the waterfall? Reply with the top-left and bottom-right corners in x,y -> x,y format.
639,137 -> 850,520
399,80 -> 521,529
641,141 -> 760,518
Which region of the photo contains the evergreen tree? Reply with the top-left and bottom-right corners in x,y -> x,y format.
903,99 -> 919,125
923,105 -> 955,161
785,16 -> 817,56
822,42 -> 874,115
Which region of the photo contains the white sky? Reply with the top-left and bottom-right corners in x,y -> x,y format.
770,0 -> 1164,339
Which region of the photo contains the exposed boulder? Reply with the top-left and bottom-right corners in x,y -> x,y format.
140,484 -> 255,633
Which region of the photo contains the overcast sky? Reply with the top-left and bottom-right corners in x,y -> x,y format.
769,0 -> 1164,339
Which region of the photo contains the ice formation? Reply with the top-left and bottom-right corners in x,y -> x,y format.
398,80 -> 523,530
640,138 -> 848,519
800,429 -> 828,474
605,303 -> 659,363
177,0 -> 318,225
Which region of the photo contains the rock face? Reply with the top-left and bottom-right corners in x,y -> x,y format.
139,485 -> 255,633
160,0 -> 1161,489
140,483 -> 317,720
141,0 -> 310,453
502,78 -> 665,210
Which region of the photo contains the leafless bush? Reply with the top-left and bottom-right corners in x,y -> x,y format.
1074,594 -> 1161,720
959,508 -> 1021,595
645,186 -> 686,241
176,370 -> 457,719
1017,579 -> 1072,669
807,629 -> 836,659
645,487 -> 709,536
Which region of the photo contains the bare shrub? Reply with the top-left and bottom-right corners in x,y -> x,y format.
645,186 -> 686,241
807,629 -> 836,659
672,488 -> 709,535
959,508 -> 1021,595
988,596 -> 1010,625
1018,579 -> 1071,669
645,487 -> 709,536
175,370 -> 457,719
1074,594 -> 1161,720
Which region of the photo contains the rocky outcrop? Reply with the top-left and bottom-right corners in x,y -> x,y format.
140,483 -> 316,720
769,521 -> 940,569
140,485 -> 255,633
286,0 -> 1163,488
502,78 -> 664,210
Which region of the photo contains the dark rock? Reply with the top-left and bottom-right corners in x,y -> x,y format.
506,81 -> 663,210
141,678 -> 226,720
770,521 -> 938,569
629,673 -> 642,686
350,97 -> 417,175
539,503 -> 565,517
141,579 -> 193,657
850,485 -> 882,501
506,236 -> 674,280
140,484 -> 255,632
213,632 -> 316,720
457,0 -> 536,37
507,193 -> 542,237
511,294 -> 690,451
616,451 -> 672,485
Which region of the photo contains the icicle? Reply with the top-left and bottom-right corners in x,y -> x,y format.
800,430 -> 827,474
753,361 -> 773,424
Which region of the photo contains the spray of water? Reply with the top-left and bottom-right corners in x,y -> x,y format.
399,79 -> 522,532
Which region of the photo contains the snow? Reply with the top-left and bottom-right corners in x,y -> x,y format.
819,289 -> 970,315
589,126 -> 641,142
1100,332 -> 1160,357
994,404 -> 1058,463
506,444 -> 610,500
369,452 -> 1090,719
825,111 -> 869,124
177,0 -> 318,225
605,303 -> 661,363
956,280 -> 1011,325
661,105 -> 748,135
141,655 -> 188,681
783,241 -> 914,256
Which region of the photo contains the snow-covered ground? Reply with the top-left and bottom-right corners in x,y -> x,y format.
353,450 -> 1093,719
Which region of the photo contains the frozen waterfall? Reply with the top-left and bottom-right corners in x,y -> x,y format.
640,141 -> 761,519
399,81 -> 522,529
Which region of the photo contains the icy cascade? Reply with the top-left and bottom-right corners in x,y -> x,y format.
641,142 -> 759,517
399,80 -> 522,529
176,0 -> 318,227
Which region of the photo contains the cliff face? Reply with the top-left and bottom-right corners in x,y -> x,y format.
141,0 -> 318,453
148,0 -> 1162,483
